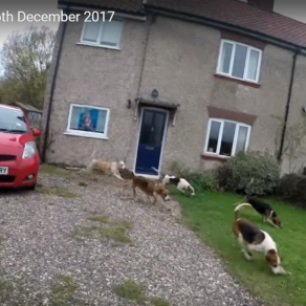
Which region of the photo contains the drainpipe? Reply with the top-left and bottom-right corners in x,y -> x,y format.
133,13 -> 152,120
41,9 -> 69,162
277,49 -> 299,162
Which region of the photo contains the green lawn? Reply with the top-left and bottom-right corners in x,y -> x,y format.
175,191 -> 306,306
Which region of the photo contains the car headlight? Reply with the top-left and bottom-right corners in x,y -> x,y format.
22,141 -> 37,159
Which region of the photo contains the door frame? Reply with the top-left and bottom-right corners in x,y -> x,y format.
133,107 -> 169,178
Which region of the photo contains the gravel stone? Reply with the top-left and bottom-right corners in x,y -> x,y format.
0,170 -> 264,306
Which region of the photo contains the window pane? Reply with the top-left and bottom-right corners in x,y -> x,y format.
100,20 -> 123,46
140,111 -> 154,145
69,106 -> 107,134
221,42 -> 233,74
95,110 -> 107,133
246,49 -> 259,81
207,121 -> 221,153
236,125 -> 248,153
220,122 -> 236,156
232,44 -> 247,78
153,112 -> 166,147
82,22 -> 100,42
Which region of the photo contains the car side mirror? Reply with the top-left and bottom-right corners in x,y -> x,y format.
31,128 -> 41,137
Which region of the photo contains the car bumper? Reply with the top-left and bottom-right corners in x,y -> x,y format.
0,157 -> 39,188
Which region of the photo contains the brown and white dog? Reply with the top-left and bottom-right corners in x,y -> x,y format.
234,196 -> 282,228
232,218 -> 287,275
119,168 -> 170,204
87,159 -> 125,180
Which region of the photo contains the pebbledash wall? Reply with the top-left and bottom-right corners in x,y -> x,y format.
42,14 -> 147,168
283,55 -> 306,174
42,13 -> 306,174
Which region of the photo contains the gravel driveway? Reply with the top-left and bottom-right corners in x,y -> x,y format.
0,167 -> 262,306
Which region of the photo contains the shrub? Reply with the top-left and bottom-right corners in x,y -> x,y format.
277,174 -> 306,207
217,151 -> 280,196
168,162 -> 221,192
169,161 -> 192,177
185,173 -> 220,192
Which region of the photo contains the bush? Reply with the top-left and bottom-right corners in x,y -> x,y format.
277,174 -> 306,207
185,172 -> 221,192
168,161 -> 221,192
168,161 -> 192,178
217,151 -> 280,196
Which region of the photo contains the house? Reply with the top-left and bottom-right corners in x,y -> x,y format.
13,102 -> 43,128
41,0 -> 306,175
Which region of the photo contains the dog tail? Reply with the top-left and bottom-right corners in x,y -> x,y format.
86,159 -> 97,171
118,168 -> 135,180
234,202 -> 253,220
151,167 -> 159,174
151,167 -> 165,180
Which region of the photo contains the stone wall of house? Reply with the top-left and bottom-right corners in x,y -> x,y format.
282,54 -> 306,174
43,13 -> 306,174
43,15 -> 147,167
139,16 -> 294,173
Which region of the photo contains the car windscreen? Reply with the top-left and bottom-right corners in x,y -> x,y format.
0,107 -> 28,134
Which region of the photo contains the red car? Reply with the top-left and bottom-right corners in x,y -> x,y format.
0,104 -> 41,189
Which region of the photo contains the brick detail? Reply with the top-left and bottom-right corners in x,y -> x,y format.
207,106 -> 257,125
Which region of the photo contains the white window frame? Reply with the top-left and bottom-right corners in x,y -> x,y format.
204,118 -> 251,158
65,104 -> 110,140
216,39 -> 262,83
79,18 -> 123,50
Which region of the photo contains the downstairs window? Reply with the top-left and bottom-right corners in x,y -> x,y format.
204,119 -> 251,157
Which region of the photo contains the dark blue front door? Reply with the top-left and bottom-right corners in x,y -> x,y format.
135,109 -> 168,175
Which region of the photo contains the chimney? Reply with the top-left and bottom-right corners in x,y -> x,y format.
247,0 -> 274,12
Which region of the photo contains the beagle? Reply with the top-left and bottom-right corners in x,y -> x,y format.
232,218 -> 286,275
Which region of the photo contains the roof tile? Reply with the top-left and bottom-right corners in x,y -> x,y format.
148,0 -> 306,48
59,0 -> 306,48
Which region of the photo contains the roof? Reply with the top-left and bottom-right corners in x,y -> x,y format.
59,0 -> 144,14
14,102 -> 42,113
58,0 -> 306,49
148,0 -> 306,49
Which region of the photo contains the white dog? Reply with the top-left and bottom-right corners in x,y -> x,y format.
87,159 -> 125,180
162,174 -> 195,196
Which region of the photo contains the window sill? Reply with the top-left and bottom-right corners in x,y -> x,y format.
64,131 -> 109,140
214,74 -> 261,88
201,153 -> 229,162
76,42 -> 121,51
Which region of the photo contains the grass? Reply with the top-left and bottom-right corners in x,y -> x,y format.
49,275 -> 85,306
0,235 -> 6,246
175,191 -> 306,306
113,280 -> 146,304
39,164 -> 71,177
149,297 -> 171,306
113,280 -> 171,306
72,214 -> 132,244
0,275 -> 85,306
0,281 -> 14,302
0,280 -> 41,306
37,185 -> 79,198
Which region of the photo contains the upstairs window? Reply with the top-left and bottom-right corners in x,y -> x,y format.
80,19 -> 123,49
217,40 -> 262,83
204,119 -> 251,157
